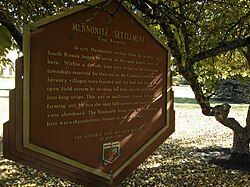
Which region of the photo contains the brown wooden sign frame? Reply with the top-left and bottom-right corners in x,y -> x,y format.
3,0 -> 175,186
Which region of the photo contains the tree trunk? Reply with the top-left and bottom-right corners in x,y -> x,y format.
231,129 -> 250,163
231,105 -> 250,163
213,104 -> 250,163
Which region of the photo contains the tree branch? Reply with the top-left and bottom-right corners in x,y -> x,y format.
213,103 -> 245,131
223,10 -> 250,41
187,74 -> 212,116
0,11 -> 23,50
246,105 -> 250,131
242,46 -> 250,67
160,23 -> 183,68
190,36 -> 250,64
217,118 -> 245,132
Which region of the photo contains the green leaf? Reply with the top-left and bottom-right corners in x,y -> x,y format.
0,25 -> 12,49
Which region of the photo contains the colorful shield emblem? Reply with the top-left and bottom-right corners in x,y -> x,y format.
102,141 -> 120,164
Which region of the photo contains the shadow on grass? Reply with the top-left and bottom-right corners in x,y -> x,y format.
121,141 -> 250,186
210,157 -> 250,172
196,146 -> 250,172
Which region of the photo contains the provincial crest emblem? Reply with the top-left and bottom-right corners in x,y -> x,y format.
102,141 -> 120,164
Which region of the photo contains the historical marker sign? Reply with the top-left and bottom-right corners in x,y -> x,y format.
4,0 -> 174,186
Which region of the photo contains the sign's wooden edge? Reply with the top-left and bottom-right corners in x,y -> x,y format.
23,26 -> 30,148
3,91 -> 16,160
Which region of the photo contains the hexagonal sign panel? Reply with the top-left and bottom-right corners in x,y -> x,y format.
19,0 -> 174,185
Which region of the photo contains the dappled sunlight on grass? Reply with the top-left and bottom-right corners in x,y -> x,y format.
121,104 -> 249,186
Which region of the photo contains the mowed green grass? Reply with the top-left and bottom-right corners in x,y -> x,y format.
175,97 -> 249,110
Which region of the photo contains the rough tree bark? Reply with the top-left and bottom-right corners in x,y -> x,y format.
214,104 -> 250,163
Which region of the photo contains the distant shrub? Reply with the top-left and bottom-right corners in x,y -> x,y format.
213,79 -> 250,104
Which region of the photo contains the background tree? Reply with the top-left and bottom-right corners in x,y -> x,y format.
0,0 -> 84,50
0,0 -> 249,162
